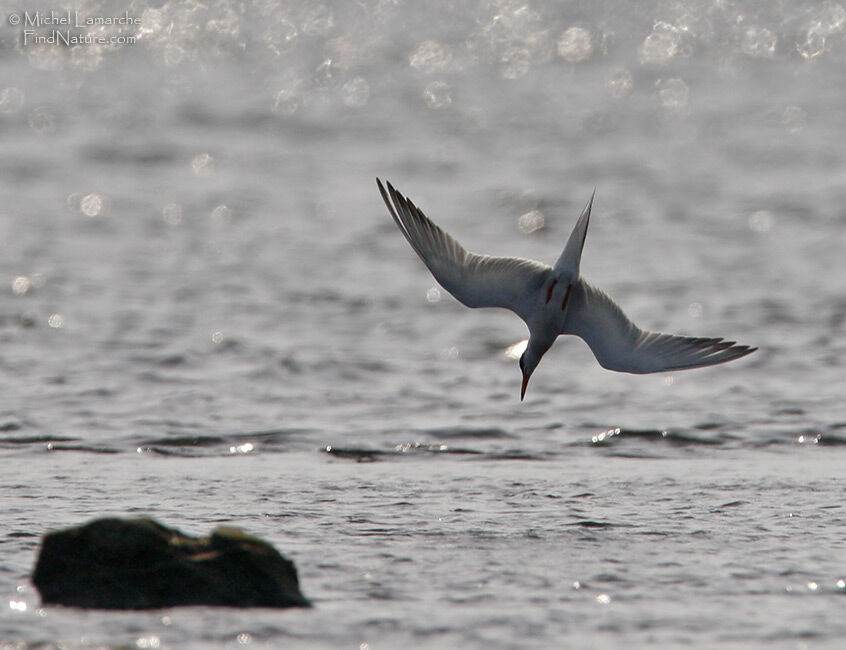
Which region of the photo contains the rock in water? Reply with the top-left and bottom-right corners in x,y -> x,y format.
32,518 -> 310,609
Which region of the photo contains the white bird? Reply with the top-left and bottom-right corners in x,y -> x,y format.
377,179 -> 756,401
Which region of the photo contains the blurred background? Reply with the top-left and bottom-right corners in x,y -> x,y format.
1,0 -> 843,443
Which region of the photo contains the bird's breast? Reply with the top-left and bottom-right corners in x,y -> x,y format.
533,276 -> 574,334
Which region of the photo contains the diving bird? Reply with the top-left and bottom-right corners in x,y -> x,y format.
377,179 -> 756,400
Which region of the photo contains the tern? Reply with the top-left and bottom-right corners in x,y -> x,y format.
377,179 -> 756,400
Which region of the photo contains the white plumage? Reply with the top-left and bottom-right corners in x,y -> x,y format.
378,179 -> 756,400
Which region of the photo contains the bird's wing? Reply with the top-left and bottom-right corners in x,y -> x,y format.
562,279 -> 756,373
378,179 -> 549,322
553,190 -> 594,278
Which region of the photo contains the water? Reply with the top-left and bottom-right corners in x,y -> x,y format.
1,0 -> 845,647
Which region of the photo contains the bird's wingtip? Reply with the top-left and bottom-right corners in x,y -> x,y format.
584,189 -> 596,214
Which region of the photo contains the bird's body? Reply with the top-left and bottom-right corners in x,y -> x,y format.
377,179 -> 756,399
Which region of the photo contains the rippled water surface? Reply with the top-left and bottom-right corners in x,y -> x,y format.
1,0 -> 845,648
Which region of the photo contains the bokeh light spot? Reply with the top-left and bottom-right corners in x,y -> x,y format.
748,210 -> 773,233
797,27 -> 825,59
741,26 -> 776,58
781,105 -> 807,133
639,22 -> 681,64
557,27 -> 593,63
423,81 -> 452,109
656,78 -> 689,114
606,69 -> 633,98
301,4 -> 335,37
441,346 -> 459,360
517,210 -> 545,233
0,87 -> 25,114
410,40 -> 453,74
11,277 -> 31,296
80,193 -> 105,217
162,203 -> 183,226
191,153 -> 215,177
500,46 -> 531,79
28,107 -> 56,134
211,204 -> 232,225
341,76 -> 370,108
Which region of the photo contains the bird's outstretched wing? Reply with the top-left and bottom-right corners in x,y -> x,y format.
562,279 -> 756,373
553,190 -> 594,278
378,179 -> 549,322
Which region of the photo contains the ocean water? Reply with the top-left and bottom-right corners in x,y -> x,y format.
1,0 -> 845,647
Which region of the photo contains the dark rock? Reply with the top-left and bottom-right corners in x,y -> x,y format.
32,518 -> 310,609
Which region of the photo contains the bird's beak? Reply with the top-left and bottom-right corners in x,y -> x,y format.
521,373 -> 530,401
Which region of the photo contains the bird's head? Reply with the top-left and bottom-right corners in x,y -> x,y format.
518,349 -> 542,401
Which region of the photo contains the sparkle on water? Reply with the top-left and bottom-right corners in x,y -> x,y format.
504,338 -> 528,360
441,345 -> 460,360
591,427 -> 621,444
517,209 -> 545,233
639,22 -> 682,65
606,68 -> 634,98
47,314 -> 64,329
229,442 -> 255,454
211,204 -> 232,225
1,0 -> 838,126
341,77 -> 370,108
741,26 -> 777,58
0,87 -> 25,114
28,106 -> 56,134
423,81 -> 453,109
748,210 -> 774,233
11,276 -> 31,296
656,78 -> 689,115
409,40 -> 454,74
687,301 -> 703,318
191,153 -> 216,177
80,193 -> 105,218
557,26 -> 593,63
781,105 -> 807,134
162,203 -> 183,226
